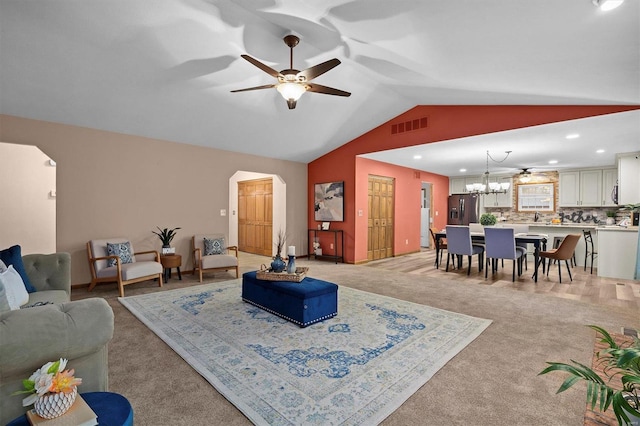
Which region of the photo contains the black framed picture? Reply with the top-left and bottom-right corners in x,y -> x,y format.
314,181 -> 344,221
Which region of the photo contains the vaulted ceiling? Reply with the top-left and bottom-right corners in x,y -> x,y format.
1,0 -> 638,170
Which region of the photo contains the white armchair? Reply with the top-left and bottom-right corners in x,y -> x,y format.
192,234 -> 239,282
86,238 -> 163,297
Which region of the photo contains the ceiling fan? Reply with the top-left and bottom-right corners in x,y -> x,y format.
231,35 -> 351,109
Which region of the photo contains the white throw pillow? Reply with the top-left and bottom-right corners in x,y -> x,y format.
0,265 -> 29,309
0,259 -> 7,272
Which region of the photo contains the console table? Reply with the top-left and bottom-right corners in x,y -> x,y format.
308,229 -> 344,263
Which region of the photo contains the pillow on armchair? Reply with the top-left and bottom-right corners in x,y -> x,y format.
106,241 -> 135,267
204,237 -> 225,255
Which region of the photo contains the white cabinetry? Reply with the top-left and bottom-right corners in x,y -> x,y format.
602,168 -> 618,207
485,176 -> 513,208
617,153 -> 640,204
449,176 -> 481,194
559,169 -> 605,207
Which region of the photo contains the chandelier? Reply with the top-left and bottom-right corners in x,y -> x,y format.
466,150 -> 512,195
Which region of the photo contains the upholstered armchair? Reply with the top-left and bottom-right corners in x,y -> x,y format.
192,234 -> 239,282
86,238 -> 163,297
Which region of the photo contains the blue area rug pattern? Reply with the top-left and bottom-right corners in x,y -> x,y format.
119,280 -> 491,425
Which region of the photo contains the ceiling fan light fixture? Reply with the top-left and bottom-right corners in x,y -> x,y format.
592,0 -> 624,11
276,82 -> 306,102
519,172 -> 532,183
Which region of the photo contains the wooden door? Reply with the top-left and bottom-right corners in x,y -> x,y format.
367,176 -> 394,260
238,178 -> 273,256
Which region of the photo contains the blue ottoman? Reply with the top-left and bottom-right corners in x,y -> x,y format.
242,271 -> 338,327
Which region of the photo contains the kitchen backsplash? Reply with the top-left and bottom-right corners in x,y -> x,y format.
486,207 -> 624,224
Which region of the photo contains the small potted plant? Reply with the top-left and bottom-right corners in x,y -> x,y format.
152,226 -> 181,254
480,213 -> 497,226
606,210 -> 617,226
539,325 -> 640,425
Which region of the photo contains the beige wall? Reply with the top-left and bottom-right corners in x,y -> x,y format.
0,115 -> 308,285
0,142 -> 56,254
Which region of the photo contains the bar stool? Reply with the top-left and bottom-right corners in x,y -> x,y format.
583,229 -> 597,274
552,236 -> 576,267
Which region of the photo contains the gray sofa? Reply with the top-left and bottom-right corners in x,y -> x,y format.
0,253 -> 115,424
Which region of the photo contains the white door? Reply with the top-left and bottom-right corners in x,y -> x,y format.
420,185 -> 431,247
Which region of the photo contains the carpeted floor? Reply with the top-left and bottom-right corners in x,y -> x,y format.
72,255 -> 639,425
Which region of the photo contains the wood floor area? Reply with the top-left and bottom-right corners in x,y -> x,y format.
365,248 -> 640,311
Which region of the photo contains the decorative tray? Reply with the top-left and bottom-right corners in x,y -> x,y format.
257,266 -> 309,283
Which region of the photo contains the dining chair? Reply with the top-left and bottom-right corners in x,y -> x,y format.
483,227 -> 527,282
582,229 -> 597,274
536,234 -> 581,283
503,224 -> 529,270
445,225 -> 484,275
429,227 -> 446,268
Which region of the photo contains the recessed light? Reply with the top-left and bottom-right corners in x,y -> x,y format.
413,154 -> 422,160
566,133 -> 580,139
459,168 -> 467,173
596,149 -> 605,154
593,0 -> 624,11
548,160 -> 558,164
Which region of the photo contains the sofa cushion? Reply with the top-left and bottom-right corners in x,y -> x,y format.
0,245 -> 36,293
204,237 -> 225,255
106,241 -> 135,267
0,265 -> 29,310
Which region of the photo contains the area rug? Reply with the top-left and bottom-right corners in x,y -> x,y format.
119,280 -> 491,425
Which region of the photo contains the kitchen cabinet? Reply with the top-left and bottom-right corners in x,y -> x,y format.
602,168 -> 618,207
449,176 -> 481,194
559,169 -> 604,207
485,176 -> 512,207
617,153 -> 640,204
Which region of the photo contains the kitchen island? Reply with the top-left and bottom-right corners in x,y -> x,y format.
596,226 -> 639,280
507,222 -> 638,280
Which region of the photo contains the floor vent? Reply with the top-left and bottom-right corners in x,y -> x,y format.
391,117 -> 428,135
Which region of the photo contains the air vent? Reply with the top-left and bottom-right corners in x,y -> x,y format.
391,117 -> 428,135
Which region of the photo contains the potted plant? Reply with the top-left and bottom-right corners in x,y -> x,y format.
152,226 -> 181,254
480,213 -> 497,226
539,325 -> 640,425
606,210 -> 617,225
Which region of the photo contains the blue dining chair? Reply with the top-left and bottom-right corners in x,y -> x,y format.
484,227 -> 527,281
445,225 -> 484,275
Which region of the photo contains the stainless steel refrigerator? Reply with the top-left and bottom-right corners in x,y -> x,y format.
447,194 -> 479,225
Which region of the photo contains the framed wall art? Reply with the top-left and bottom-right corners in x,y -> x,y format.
516,182 -> 555,212
314,181 -> 344,221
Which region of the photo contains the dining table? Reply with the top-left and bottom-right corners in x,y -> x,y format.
433,230 -> 548,282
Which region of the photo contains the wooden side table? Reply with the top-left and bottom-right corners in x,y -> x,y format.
160,254 -> 182,283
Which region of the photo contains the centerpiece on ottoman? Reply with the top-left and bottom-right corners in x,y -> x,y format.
13,358 -> 82,419
242,271 -> 338,327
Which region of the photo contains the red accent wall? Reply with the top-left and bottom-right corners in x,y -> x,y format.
308,105 -> 640,264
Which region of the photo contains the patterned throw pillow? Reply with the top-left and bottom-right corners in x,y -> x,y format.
106,241 -> 134,267
204,237 -> 225,255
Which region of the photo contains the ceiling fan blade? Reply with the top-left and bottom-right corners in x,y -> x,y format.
306,83 -> 351,97
240,55 -> 282,78
230,84 -> 276,93
298,58 -> 341,81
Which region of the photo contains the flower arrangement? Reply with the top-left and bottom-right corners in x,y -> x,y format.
152,226 -> 181,247
13,358 -> 82,407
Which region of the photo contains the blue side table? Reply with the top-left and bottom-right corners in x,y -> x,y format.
7,392 -> 133,426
